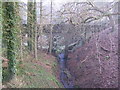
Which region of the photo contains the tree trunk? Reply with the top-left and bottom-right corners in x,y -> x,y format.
20,24 -> 23,61
27,1 -> 34,52
28,0 -> 37,58
39,0 -> 43,50
0,0 -> 2,88
34,1 -> 38,60
35,25 -> 38,60
49,0 -> 53,54
2,2 -> 18,79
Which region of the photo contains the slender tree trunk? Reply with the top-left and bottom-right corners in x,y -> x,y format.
34,1 -> 38,60
35,25 -> 38,60
27,0 -> 37,58
49,0 -> 53,54
39,0 -> 43,50
20,24 -> 23,61
27,1 -> 34,52
0,0 -> 2,88
18,3 -> 23,61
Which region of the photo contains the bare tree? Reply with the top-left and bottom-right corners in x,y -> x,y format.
59,1 -> 119,27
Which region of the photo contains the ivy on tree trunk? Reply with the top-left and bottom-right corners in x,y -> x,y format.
2,2 -> 18,79
0,0 -> 2,88
27,1 -> 36,52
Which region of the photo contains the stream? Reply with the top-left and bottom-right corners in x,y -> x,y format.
58,53 -> 74,88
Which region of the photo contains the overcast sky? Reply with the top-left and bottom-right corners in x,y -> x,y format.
22,0 -> 115,12
22,0 -> 115,2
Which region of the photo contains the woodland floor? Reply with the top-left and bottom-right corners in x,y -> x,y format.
2,51 -> 63,88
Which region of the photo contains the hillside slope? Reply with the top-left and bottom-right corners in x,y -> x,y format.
67,26 -> 118,88
3,52 -> 63,88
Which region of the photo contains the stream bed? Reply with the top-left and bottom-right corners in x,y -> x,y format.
58,53 -> 74,88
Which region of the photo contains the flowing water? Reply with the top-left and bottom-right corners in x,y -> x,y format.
58,53 -> 74,88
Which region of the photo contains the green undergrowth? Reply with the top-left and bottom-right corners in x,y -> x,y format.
4,52 -> 63,88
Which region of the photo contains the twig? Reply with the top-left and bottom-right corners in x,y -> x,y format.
108,31 -> 114,61
100,46 -> 110,52
78,51 -> 94,68
96,34 -> 102,74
